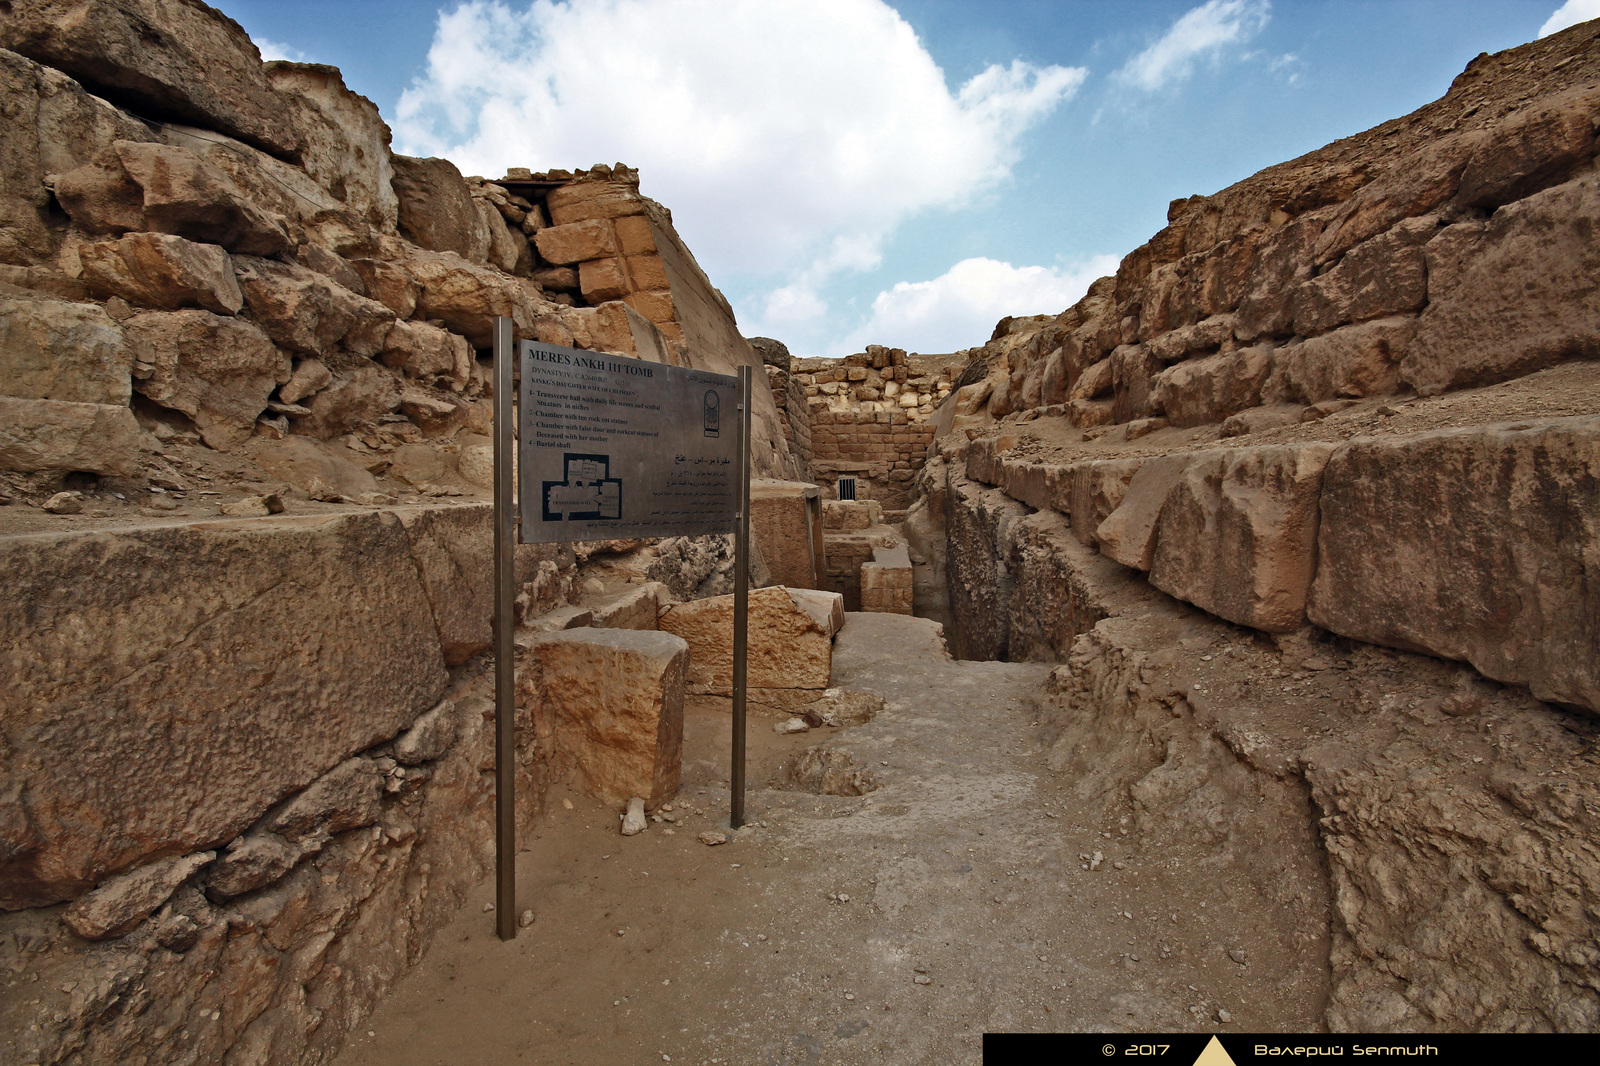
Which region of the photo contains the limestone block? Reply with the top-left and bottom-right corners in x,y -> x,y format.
751,479 -> 819,589
1271,316 -> 1414,404
1068,398 -> 1116,429
658,585 -> 833,693
54,141 -> 291,255
348,258 -> 418,319
404,249 -> 544,348
1064,458 -> 1144,549
278,358 -> 332,405
126,309 -> 289,451
1308,416 -> 1600,713
0,396 -> 144,475
477,198 -> 531,276
1454,87 -> 1599,210
62,851 -> 215,941
1093,453 -> 1197,569
580,257 -> 630,303
233,256 -> 394,357
1149,443 -> 1336,632
381,320 -> 473,391
296,242 -> 366,294
1110,343 -> 1159,424
79,232 -> 242,314
1404,176 -> 1600,395
613,214 -> 656,255
250,435 -> 378,500
1234,215 -> 1319,342
204,831 -> 301,900
1149,344 -> 1273,428
528,628 -> 687,808
1292,216 -> 1432,337
534,219 -> 616,265
545,180 -> 648,226
390,155 -> 488,261
0,510 -> 449,907
786,588 -> 846,637
589,581 -> 668,631
0,0 -> 299,158
266,61 -> 399,230
0,45 -> 158,265
0,296 -> 132,405
625,253 -> 669,291
532,265 -> 579,291
861,544 -> 913,615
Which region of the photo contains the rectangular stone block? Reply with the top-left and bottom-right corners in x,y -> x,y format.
528,628 -> 686,807
658,585 -> 832,692
533,218 -> 616,265
624,253 -> 669,291
1308,416 -> 1600,713
545,180 -> 648,225
579,257 -> 630,303
0,510 -> 449,907
0,396 -> 144,476
1149,443 -> 1336,632
751,479 -> 820,589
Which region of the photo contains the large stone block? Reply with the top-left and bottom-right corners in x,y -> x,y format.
249,434 -> 378,500
390,155 -> 487,261
233,256 -> 394,357
0,45 -> 156,266
1148,344 -> 1273,427
54,141 -> 291,256
750,479 -> 820,589
1148,443 -> 1335,632
1404,176 -> 1600,395
1309,417 -> 1600,713
545,180 -> 648,226
534,219 -> 616,265
0,296 -> 132,404
579,257 -> 630,304
0,396 -> 144,475
0,510 -> 450,908
404,248 -> 545,348
265,61 -> 399,231
526,628 -> 687,808
0,0 -> 300,158
1269,316 -> 1413,404
1291,216 -> 1432,337
126,308 -> 288,451
78,232 -> 242,314
658,585 -> 833,693
1093,453 -> 1198,570
1064,457 -> 1144,549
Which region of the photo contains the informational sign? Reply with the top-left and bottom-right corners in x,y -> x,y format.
517,340 -> 740,542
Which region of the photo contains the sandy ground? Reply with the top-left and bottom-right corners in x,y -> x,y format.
330,612 -> 1329,1066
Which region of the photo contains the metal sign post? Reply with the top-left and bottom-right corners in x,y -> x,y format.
492,316 -> 517,942
491,325 -> 754,933
731,366 -> 752,830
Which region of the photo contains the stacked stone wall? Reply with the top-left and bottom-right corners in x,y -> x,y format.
808,409 -> 935,509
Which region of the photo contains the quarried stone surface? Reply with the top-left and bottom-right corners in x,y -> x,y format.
0,396 -> 145,475
1309,417 -> 1600,714
126,308 -> 289,451
0,511 -> 449,907
526,627 -> 688,808
0,295 -> 132,404
750,479 -> 820,590
78,231 -> 242,314
658,585 -> 833,693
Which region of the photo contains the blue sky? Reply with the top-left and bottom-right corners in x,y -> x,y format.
216,1 -> 1594,357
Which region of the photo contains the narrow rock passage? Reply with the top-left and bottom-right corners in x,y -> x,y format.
333,613 -> 1325,1066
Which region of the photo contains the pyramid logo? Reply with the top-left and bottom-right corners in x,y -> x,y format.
1193,1035 -> 1238,1066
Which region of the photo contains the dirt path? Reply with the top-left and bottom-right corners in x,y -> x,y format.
332,612 -> 1327,1066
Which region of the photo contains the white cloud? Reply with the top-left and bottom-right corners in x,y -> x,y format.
1540,0 -> 1600,36
394,0 -> 1085,302
836,255 -> 1120,356
1115,0 -> 1271,91
253,37 -> 308,63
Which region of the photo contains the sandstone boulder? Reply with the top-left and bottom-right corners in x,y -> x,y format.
658,585 -> 833,697
0,396 -> 144,475
233,255 -> 394,357
1149,443 -> 1335,632
1308,417 -> 1600,714
266,61 -> 399,230
78,232 -> 242,314
126,309 -> 288,451
1404,176 -> 1600,395
54,141 -> 291,255
0,0 -> 299,158
62,851 -> 215,941
0,296 -> 132,404
0,510 -> 448,907
391,155 -> 487,260
526,628 -> 688,808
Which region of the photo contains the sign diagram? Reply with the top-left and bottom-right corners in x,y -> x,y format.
542,452 -> 621,522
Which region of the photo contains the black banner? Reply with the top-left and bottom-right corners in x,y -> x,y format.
984,1033 -> 1598,1065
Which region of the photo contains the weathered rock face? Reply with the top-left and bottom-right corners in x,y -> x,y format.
77,231 -> 243,313
0,395 -> 146,475
266,61 -> 399,231
1309,417 -> 1600,713
525,627 -> 688,808
126,307 -> 289,450
0,0 -> 299,157
391,155 -> 487,260
0,511 -> 449,907
0,295 -> 133,404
